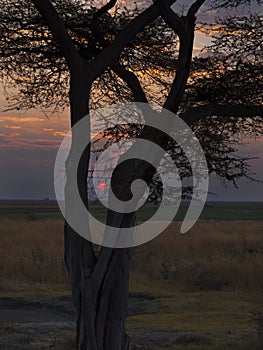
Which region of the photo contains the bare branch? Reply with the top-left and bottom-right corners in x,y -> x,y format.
31,0 -> 82,72
179,104 -> 263,125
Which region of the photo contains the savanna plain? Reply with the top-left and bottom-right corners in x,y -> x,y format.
0,201 -> 263,349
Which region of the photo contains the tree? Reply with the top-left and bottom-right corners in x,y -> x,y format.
0,0 -> 262,349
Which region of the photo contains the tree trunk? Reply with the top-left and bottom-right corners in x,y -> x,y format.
81,248 -> 132,350
64,73 -> 133,349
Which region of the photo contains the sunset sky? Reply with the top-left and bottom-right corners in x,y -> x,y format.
0,81 -> 262,202
0,2 -> 262,202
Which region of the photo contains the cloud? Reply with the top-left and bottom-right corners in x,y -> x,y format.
4,125 -> 22,129
0,132 -> 20,139
53,131 -> 67,137
0,116 -> 45,123
193,46 -> 202,52
43,128 -> 54,132
32,139 -> 54,144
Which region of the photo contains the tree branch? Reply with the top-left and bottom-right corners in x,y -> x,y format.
187,0 -> 206,18
112,65 -> 148,102
179,104 -> 263,125
31,0 -> 82,72
153,0 -> 184,36
90,1 -> 176,80
91,0 -> 117,44
91,0 -> 148,103
160,0 -> 207,113
163,25 -> 195,113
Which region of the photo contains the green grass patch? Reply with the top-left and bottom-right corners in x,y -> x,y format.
127,288 -> 263,333
128,285 -> 263,350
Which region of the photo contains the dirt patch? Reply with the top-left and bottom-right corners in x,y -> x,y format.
0,295 -> 157,349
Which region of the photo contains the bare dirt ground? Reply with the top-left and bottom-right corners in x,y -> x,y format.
0,295 -> 180,349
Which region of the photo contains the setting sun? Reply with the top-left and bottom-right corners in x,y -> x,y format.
98,182 -> 106,190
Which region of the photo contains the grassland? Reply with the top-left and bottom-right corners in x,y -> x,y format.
0,201 -> 263,349
1,200 -> 263,221
1,217 -> 263,293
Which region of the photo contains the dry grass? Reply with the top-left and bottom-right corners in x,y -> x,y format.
0,218 -> 68,292
131,221 -> 263,291
0,218 -> 263,293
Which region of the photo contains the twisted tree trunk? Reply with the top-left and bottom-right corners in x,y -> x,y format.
64,71 -> 134,349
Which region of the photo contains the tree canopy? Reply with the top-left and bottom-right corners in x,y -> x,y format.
0,0 -> 262,195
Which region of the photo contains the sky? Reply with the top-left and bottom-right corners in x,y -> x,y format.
0,1 -> 262,202
0,84 -> 262,202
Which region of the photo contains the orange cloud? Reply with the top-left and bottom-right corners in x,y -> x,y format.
0,132 -> 20,138
31,138 -> 53,143
4,125 -> 22,129
6,137 -> 60,150
0,116 -> 45,122
43,128 -> 55,132
53,131 -> 67,137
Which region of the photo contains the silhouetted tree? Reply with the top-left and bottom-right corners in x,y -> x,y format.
0,1 -> 262,349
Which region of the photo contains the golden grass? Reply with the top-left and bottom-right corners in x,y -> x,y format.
0,218 -> 69,293
0,218 -> 263,294
131,221 -> 263,291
